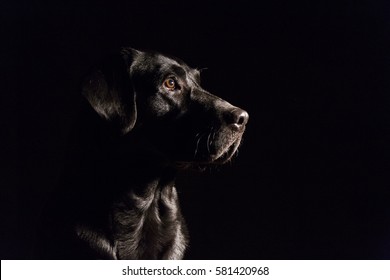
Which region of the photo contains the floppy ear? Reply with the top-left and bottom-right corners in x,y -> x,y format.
82,48 -> 140,134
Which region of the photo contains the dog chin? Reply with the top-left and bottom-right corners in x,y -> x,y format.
172,133 -> 243,168
173,140 -> 241,169
209,138 -> 242,164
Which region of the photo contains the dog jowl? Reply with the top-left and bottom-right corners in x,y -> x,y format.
36,48 -> 248,260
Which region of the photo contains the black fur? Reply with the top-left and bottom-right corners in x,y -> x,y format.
35,48 -> 249,259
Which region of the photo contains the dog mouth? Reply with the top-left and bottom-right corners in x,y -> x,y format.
210,138 -> 242,164
192,126 -> 245,165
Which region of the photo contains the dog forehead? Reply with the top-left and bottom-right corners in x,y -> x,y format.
158,54 -> 202,83
132,51 -> 200,83
156,54 -> 181,66
132,52 -> 177,70
156,54 -> 195,74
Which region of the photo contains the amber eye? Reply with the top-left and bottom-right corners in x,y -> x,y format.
163,78 -> 176,91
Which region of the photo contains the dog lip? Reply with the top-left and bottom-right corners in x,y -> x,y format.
190,141 -> 237,165
210,138 -> 242,164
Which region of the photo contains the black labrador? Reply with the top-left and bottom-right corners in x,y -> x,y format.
35,48 -> 248,259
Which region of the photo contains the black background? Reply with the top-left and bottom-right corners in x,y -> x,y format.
2,0 -> 390,259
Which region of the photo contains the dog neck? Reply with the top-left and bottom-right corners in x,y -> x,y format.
109,168 -> 187,259
68,148 -> 188,259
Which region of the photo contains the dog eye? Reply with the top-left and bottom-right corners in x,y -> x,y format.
163,78 -> 177,91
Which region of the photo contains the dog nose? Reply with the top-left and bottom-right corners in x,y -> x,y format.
226,108 -> 249,128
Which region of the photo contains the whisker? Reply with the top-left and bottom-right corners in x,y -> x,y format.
210,128 -> 216,147
206,127 -> 214,154
194,132 -> 206,158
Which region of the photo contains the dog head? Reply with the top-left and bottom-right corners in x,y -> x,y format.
82,48 -> 248,166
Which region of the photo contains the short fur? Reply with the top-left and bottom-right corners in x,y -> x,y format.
35,48 -> 249,259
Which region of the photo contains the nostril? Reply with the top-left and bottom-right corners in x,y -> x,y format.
237,111 -> 249,125
237,116 -> 244,125
234,109 -> 249,126
226,108 -> 249,127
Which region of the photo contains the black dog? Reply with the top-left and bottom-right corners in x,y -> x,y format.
35,48 -> 248,259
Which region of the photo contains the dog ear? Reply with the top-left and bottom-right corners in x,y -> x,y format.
82,48 -> 140,134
